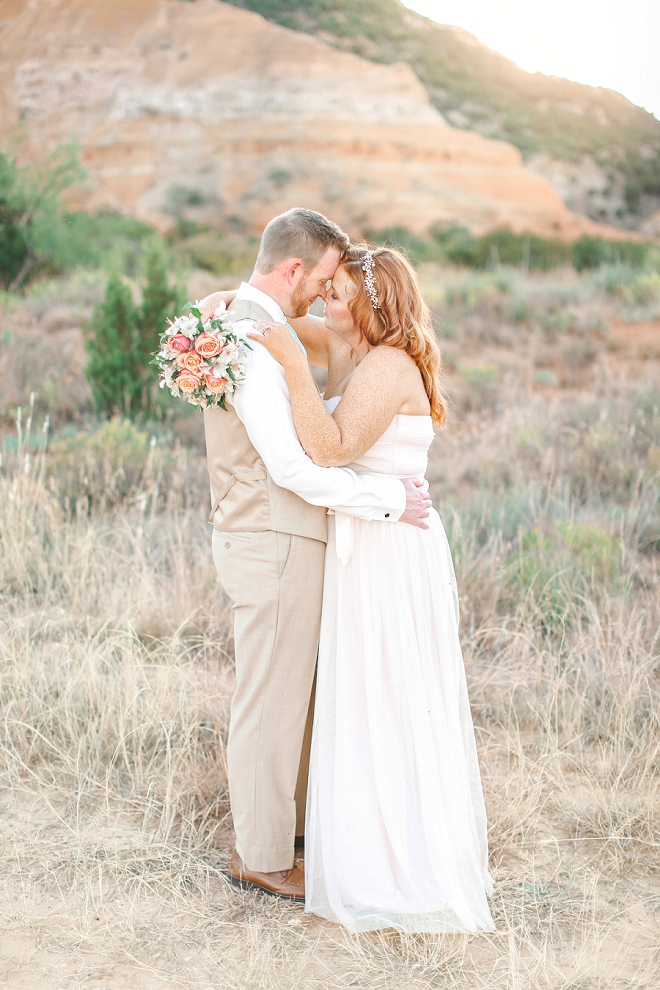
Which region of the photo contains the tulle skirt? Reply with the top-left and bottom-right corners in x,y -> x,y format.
305,509 -> 495,933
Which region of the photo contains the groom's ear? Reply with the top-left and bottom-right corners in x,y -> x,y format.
282,259 -> 304,285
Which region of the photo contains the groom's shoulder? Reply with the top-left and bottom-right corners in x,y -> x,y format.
240,331 -> 287,385
228,298 -> 276,323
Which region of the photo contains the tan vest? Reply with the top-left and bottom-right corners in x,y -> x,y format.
203,299 -> 328,543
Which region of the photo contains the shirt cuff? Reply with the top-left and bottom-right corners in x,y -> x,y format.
371,477 -> 406,522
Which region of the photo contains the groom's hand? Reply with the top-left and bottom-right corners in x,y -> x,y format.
400,478 -> 432,529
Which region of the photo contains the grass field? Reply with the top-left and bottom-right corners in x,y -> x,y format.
0,264 -> 659,988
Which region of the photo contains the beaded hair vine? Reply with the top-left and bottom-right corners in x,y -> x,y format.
361,251 -> 380,309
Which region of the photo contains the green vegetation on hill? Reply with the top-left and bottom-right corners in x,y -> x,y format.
226,0 -> 660,218
371,226 -> 652,272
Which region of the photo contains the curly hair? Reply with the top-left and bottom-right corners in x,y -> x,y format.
341,245 -> 447,427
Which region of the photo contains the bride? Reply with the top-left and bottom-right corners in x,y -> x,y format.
247,245 -> 494,934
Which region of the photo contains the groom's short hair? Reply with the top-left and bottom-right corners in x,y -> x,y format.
255,208 -> 350,274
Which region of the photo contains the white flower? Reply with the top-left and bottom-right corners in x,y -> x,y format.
213,302 -> 228,318
222,340 -> 239,363
169,313 -> 198,339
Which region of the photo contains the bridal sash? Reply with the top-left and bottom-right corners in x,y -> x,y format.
328,510 -> 354,567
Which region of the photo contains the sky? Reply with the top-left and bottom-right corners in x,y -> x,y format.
403,0 -> 660,120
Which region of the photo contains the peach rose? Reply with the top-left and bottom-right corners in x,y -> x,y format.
176,370 -> 202,393
168,334 -> 191,353
195,332 -> 221,358
177,350 -> 203,372
205,374 -> 227,393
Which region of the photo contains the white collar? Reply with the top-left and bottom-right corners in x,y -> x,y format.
235,282 -> 286,324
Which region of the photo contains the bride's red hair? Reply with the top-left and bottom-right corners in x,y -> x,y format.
341,245 -> 447,427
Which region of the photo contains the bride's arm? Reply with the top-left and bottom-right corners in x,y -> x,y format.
289,314 -> 334,370
247,322 -> 414,467
198,290 -> 236,321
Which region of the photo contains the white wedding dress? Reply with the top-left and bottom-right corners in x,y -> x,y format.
305,399 -> 495,933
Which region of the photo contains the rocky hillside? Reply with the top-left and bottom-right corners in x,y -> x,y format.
0,0 -> 647,242
228,0 -> 660,230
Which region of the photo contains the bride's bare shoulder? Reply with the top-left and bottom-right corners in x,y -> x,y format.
362,345 -> 417,373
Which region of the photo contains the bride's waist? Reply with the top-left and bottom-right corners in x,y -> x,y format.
328,477 -> 428,516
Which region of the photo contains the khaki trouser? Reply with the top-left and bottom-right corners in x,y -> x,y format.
212,529 -> 325,872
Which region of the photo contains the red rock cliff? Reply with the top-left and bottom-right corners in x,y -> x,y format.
0,0 -> 636,240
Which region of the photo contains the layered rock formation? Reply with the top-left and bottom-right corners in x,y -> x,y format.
0,0 -> 637,240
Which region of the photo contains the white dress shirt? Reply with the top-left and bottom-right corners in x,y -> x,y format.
228,282 -> 405,522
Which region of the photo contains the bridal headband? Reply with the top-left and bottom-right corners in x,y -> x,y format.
361,251 -> 380,309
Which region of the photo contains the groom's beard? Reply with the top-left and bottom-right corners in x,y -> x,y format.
288,276 -> 313,318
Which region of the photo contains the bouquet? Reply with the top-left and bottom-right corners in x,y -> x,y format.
154,302 -> 249,410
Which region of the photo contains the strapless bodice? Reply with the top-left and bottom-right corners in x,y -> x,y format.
323,395 -> 434,480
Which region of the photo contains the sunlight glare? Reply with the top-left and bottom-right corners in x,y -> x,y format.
403,0 -> 660,118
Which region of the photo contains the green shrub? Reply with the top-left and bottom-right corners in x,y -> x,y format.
472,230 -> 571,271
506,522 -> 620,629
85,274 -> 138,415
171,230 -> 259,276
0,143 -> 160,287
0,198 -> 28,286
460,364 -> 500,409
542,309 -> 580,334
506,296 -> 531,322
591,263 -> 638,296
572,236 -> 607,272
0,144 -> 84,290
47,419 -> 155,509
85,244 -> 181,416
448,271 -> 514,310
407,225 -> 650,274
431,226 -> 478,267
572,236 -> 648,271
622,149 -> 660,214
137,239 -> 181,393
56,210 -> 156,275
534,369 -> 557,386
506,528 -> 571,629
460,364 -> 499,386
430,227 -> 573,271
627,272 -> 660,304
369,226 -> 443,265
557,522 -> 620,584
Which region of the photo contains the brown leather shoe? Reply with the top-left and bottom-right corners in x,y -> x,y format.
228,850 -> 305,901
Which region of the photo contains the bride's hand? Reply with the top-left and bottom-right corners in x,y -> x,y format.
247,321 -> 306,368
197,290 -> 237,323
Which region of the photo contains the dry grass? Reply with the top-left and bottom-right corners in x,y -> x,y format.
0,269 -> 659,988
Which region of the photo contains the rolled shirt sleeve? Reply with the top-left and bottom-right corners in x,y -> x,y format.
231,330 -> 405,522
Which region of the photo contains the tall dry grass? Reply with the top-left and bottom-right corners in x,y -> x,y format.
0,281 -> 659,986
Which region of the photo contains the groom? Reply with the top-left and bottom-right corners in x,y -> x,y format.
200,208 -> 430,900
